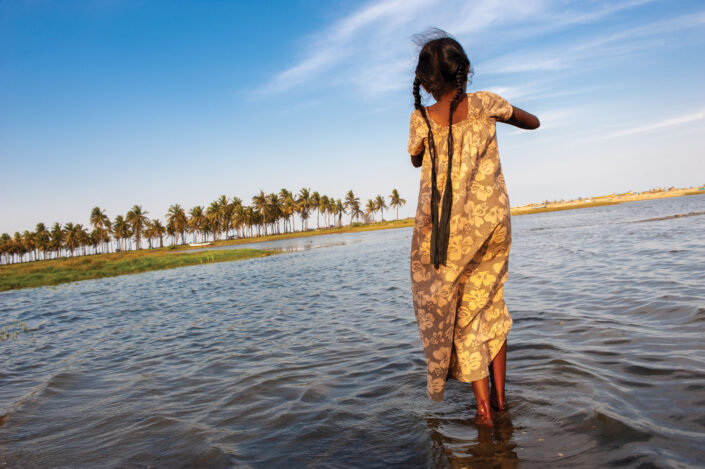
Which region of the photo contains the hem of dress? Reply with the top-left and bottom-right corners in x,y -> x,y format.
426,389 -> 445,402
445,325 -> 512,384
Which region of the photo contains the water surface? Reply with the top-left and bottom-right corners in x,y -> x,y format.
1,195 -> 704,468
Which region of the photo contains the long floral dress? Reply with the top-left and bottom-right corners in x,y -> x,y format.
408,91 -> 515,402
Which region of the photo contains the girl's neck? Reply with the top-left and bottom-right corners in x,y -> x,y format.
427,91 -> 468,126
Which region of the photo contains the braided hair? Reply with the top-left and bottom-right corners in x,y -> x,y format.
413,33 -> 471,269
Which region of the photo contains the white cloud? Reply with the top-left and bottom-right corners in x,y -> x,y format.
479,10 -> 705,76
252,1 -> 704,100
606,109 -> 705,138
252,0 -> 434,96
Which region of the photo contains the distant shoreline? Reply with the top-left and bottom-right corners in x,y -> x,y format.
509,186 -> 704,216
1,187 -> 702,292
184,187 -> 705,247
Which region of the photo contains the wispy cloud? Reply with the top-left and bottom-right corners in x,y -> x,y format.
479,10 -> 705,76
252,0 -> 434,96
253,0 -> 668,99
252,0 -> 705,101
606,109 -> 705,138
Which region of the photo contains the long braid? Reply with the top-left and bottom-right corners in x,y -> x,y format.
414,77 -> 442,267
434,65 -> 466,267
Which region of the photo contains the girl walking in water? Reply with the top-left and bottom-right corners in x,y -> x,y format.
408,31 -> 539,425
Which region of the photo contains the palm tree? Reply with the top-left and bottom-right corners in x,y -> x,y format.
215,195 -> 233,239
334,199 -> 345,227
166,222 -> 177,246
76,224 -> 90,256
344,190 -> 360,225
64,223 -> 78,256
319,195 -> 330,228
189,206 -> 206,243
126,205 -> 149,250
375,195 -> 388,221
112,215 -> 131,251
21,231 -> 35,261
90,207 -> 110,231
297,188 -> 312,231
266,193 -> 282,234
13,232 -> 26,263
311,191 -> 321,229
232,203 -> 246,239
144,223 -> 154,249
252,190 -> 268,236
389,189 -> 406,220
243,206 -> 255,237
365,199 -> 377,223
97,225 -> 111,253
207,201 -> 222,240
230,197 -> 244,237
351,200 -> 363,224
279,189 -> 295,233
34,223 -> 50,260
50,222 -> 65,259
0,233 -> 10,264
89,229 -> 101,254
167,204 -> 188,245
150,219 -> 166,248
90,207 -> 111,253
0,233 -> 9,264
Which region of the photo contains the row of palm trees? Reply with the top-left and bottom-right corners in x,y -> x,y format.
0,189 -> 407,265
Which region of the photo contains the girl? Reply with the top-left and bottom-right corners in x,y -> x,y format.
407,31 -> 539,426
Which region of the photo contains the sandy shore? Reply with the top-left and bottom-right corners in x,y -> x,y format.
510,186 -> 704,216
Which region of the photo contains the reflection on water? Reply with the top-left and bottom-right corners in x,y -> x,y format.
1,195 -> 704,468
427,411 -> 518,468
187,232 -> 366,254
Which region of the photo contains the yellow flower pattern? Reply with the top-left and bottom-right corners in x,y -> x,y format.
408,91 -> 515,402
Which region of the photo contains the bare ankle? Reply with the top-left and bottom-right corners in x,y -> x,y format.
490,390 -> 507,410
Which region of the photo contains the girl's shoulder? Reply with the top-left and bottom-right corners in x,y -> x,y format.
469,91 -> 513,121
468,90 -> 506,105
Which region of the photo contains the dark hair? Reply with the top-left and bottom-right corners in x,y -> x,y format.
412,29 -> 471,269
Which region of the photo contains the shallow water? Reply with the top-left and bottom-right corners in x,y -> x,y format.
1,195 -> 704,468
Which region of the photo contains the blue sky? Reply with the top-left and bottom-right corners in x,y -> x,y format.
1,0 -> 704,233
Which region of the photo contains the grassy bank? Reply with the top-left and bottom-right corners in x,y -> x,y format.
0,247 -> 274,292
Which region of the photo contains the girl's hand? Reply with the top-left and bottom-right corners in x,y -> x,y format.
411,147 -> 424,168
503,106 -> 540,129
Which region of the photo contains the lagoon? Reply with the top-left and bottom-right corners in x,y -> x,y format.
1,195 -> 704,467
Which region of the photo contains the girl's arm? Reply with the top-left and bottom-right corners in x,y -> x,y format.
503,106 -> 540,129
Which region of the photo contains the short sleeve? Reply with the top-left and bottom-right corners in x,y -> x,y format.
407,110 -> 426,156
479,91 -> 514,121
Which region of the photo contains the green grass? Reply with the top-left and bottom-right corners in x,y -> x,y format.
0,248 -> 274,292
0,321 -> 37,342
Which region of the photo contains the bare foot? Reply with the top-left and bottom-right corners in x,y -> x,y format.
473,401 -> 494,426
473,412 -> 494,426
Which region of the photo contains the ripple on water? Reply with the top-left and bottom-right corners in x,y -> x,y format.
1,195 -> 705,467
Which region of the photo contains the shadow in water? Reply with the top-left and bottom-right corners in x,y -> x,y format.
427,410 -> 518,468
